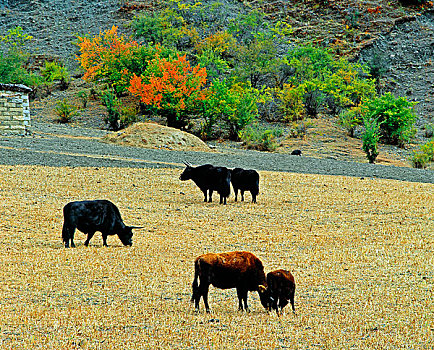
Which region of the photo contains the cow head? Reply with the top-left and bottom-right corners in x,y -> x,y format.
118,226 -> 143,246
258,284 -> 271,310
179,161 -> 193,181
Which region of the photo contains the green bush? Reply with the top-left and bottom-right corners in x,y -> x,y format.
362,93 -> 416,147
77,90 -> 88,108
412,139 -> 434,168
101,90 -> 121,130
41,61 -> 69,83
55,99 -> 78,123
225,83 -> 259,140
0,26 -> 43,87
196,48 -> 230,82
120,105 -> 140,129
411,151 -> 429,169
240,124 -> 283,152
199,79 -> 232,140
303,81 -> 324,118
362,116 -> 381,163
276,84 -> 305,122
285,44 -> 334,84
338,106 -> 362,137
420,139 -> 434,160
0,50 -> 43,87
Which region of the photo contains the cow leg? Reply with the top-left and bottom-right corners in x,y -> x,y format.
236,288 -> 249,311
102,235 -> 108,247
289,287 -> 296,314
84,232 -> 95,247
220,194 -> 227,205
201,283 -> 211,313
272,296 -> 279,314
208,190 -> 213,202
251,191 -> 257,203
62,223 -> 75,248
279,298 -> 289,315
202,190 -> 207,202
241,191 -> 245,202
234,189 -> 238,202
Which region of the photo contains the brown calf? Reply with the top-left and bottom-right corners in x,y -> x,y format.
191,251 -> 269,312
266,269 -> 296,315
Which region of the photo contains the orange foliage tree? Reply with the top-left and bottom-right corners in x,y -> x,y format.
128,52 -> 207,129
76,26 -> 141,94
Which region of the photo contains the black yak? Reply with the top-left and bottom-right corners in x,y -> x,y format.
62,200 -> 142,248
191,251 -> 269,312
179,162 -> 231,204
230,168 -> 259,203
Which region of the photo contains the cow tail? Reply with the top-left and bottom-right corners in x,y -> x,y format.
191,259 -> 200,303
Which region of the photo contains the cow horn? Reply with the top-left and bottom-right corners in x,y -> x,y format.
183,161 -> 192,167
258,285 -> 267,293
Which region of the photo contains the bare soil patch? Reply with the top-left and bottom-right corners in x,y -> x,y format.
0,165 -> 433,348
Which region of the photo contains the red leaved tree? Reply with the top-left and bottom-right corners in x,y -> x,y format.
128,52 -> 207,129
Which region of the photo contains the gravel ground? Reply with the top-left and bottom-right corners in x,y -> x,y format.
0,121 -> 433,184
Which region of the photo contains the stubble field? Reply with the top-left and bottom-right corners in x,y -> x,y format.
0,165 -> 433,349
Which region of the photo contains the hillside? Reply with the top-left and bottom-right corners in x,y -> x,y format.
1,0 -> 433,167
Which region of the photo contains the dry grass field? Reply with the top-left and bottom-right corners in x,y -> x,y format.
0,165 -> 433,349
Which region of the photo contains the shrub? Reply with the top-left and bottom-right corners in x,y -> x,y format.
411,151 -> 430,168
420,139 -> 434,160
303,82 -> 324,118
101,90 -> 121,130
132,5 -> 197,50
423,123 -> 434,138
362,93 -> 416,147
276,84 -> 305,122
55,99 -> 78,123
120,105 -> 140,129
77,90 -> 88,108
240,124 -> 283,152
198,79 -> 231,140
285,45 -> 334,84
0,27 -> 42,87
41,61 -> 69,83
339,106 -> 362,137
128,52 -> 207,129
362,116 -> 381,163
196,48 -> 230,82
412,139 -> 434,168
322,58 -> 377,113
76,26 -> 171,95
365,53 -> 388,91
224,83 -> 259,140
0,26 -> 33,51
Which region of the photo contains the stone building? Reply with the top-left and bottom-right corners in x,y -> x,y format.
0,83 -> 32,135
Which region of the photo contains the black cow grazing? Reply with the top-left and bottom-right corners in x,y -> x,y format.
179,162 -> 231,204
191,251 -> 269,312
62,200 -> 142,248
230,168 -> 260,203
266,269 -> 296,315
291,149 -> 302,156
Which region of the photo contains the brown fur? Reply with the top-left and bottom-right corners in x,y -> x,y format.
266,269 -> 296,315
191,251 -> 268,312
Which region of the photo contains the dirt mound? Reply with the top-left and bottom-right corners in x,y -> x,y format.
103,122 -> 211,152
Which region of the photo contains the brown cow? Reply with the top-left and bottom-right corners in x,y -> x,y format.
191,251 -> 269,312
265,269 -> 296,315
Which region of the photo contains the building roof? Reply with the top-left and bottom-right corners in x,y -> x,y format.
0,83 -> 32,93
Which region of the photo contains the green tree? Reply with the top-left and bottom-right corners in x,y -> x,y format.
362,116 -> 381,163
